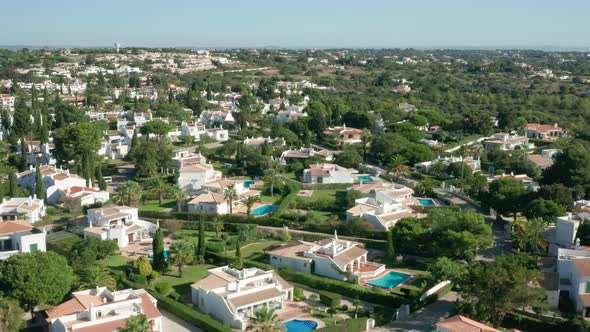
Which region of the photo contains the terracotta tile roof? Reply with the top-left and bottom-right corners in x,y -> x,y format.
436,315 -> 501,332
188,192 -> 226,205
527,154 -> 553,168
138,293 -> 161,319
272,272 -> 293,290
573,258 -> 590,276
46,298 -> 85,320
72,317 -> 128,332
72,294 -> 102,309
379,210 -> 414,222
0,220 -> 34,234
268,241 -> 313,262
522,123 -> 563,133
192,273 -> 234,290
228,287 -> 283,309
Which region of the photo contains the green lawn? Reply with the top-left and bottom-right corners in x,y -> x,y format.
100,255 -> 133,274
41,206 -> 79,224
227,240 -> 280,262
140,199 -> 176,212
156,264 -> 215,296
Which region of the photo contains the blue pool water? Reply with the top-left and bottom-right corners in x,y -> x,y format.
417,198 -> 436,206
244,180 -> 254,188
148,249 -> 169,260
284,319 -> 318,332
251,204 -> 279,216
357,175 -> 374,183
368,271 -> 412,289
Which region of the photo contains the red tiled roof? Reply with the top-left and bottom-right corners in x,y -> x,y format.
0,220 -> 34,234
436,315 -> 501,332
522,123 -> 563,133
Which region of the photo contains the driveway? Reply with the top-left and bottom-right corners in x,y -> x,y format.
370,291 -> 458,332
161,309 -> 203,332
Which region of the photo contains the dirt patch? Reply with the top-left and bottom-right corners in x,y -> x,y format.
297,190 -> 314,197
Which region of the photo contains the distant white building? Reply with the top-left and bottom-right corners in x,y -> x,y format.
17,140 -> 56,166
191,266 -> 293,330
84,206 -> 157,248
302,163 -> 358,184
0,94 -> 15,111
414,155 -> 481,174
16,165 -> 88,205
60,186 -> 110,213
187,179 -> 261,215
557,247 -> 590,316
0,220 -> 47,260
177,163 -> 222,191
198,110 -> 234,127
487,172 -> 539,192
0,196 -> 46,224
45,287 -> 162,332
483,132 -> 534,151
280,147 -> 333,164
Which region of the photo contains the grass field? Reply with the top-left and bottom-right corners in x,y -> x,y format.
157,264 -> 215,296
101,255 -> 133,274
140,199 -> 176,212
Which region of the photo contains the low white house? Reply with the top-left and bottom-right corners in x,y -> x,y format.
280,148 -> 334,164
483,132 -> 534,151
177,163 -> 222,191
45,287 -> 162,332
16,140 -> 56,166
0,196 -> 46,224
346,183 -> 417,230
191,266 -> 293,330
59,186 -> 110,213
302,163 -> 358,184
187,191 -> 228,214
84,206 -> 157,248
0,220 -> 47,260
187,179 -> 261,215
414,155 -> 481,174
269,233 -> 385,282
557,247 -> 590,316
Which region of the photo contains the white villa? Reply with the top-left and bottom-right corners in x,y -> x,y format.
323,125 -> 364,145
177,163 -> 222,191
198,110 -> 234,127
16,165 -> 89,205
279,147 -> 333,164
302,163 -> 358,184
483,132 -> 534,151
487,172 -> 539,192
346,182 -> 417,230
180,122 -> 229,142
557,247 -> 590,317
17,140 -> 56,166
45,287 -> 162,332
84,206 -> 157,248
0,196 -> 46,224
60,186 -> 110,213
414,155 -> 481,174
191,266 -> 293,331
0,220 -> 47,260
269,233 -> 385,282
187,179 -> 260,215
243,137 -> 284,149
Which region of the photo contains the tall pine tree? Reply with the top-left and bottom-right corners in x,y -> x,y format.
96,165 -> 107,191
196,216 -> 206,264
152,227 -> 165,271
8,173 -> 17,198
35,165 -> 44,201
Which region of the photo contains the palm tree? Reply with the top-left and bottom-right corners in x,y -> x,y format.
245,196 -> 260,216
151,177 -> 170,205
263,169 -> 281,197
78,265 -> 116,290
212,219 -> 224,238
120,314 -> 150,332
248,307 -> 284,332
390,155 -> 409,181
353,299 -> 362,318
113,181 -> 143,206
169,239 -> 195,278
224,186 -> 239,215
168,186 -> 186,212
513,218 -> 548,255
360,130 -> 372,163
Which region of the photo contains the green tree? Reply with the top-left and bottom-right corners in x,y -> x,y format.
35,165 -> 44,200
542,145 -> 590,196
488,178 -> 526,222
244,196 -> 260,216
212,219 -> 224,238
120,314 -> 150,332
263,169 -> 281,197
78,265 -> 116,290
391,218 -> 429,255
248,307 -> 284,332
224,186 -> 238,215
0,252 -> 75,312
335,146 -> 362,168
457,253 -> 546,326
386,228 -> 395,261
512,218 -> 548,255
150,177 -> 170,205
169,239 -> 195,278
113,181 -> 143,206
196,217 -> 206,264
140,119 -> 173,142
430,257 -> 464,283
152,227 -> 166,271
0,297 -> 25,332
168,186 -> 186,212
96,164 -> 107,191
135,256 -> 153,276
8,174 -> 17,198
233,239 -> 243,269
524,199 -> 565,224
390,154 -> 409,181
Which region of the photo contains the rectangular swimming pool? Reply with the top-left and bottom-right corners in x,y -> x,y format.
417,198 -> 437,206
251,204 -> 279,216
368,271 -> 412,289
357,175 -> 374,183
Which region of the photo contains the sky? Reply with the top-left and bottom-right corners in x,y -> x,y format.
2,0 -> 589,49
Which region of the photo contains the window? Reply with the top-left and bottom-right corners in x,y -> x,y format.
29,243 -> 38,253
586,282 -> 590,294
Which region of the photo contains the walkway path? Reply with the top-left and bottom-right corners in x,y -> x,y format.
256,225 -> 386,244
369,291 -> 458,332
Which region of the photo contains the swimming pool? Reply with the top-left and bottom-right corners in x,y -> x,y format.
148,249 -> 169,260
244,180 -> 254,188
417,198 -> 437,206
284,319 -> 318,332
368,271 -> 412,289
251,204 -> 279,216
357,175 -> 374,183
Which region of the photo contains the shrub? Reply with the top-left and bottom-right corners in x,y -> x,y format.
129,273 -> 147,286
315,317 -> 368,332
154,282 -> 174,296
136,256 -> 153,276
148,291 -> 231,332
373,305 -> 395,325
293,288 -> 306,301
341,304 -> 348,311
206,240 -> 226,253
320,290 -> 342,308
148,271 -> 159,282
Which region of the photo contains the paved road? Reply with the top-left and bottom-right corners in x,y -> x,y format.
369,291 -> 458,332
161,309 -> 203,332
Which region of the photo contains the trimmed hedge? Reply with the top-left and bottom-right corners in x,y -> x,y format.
315,317 -> 368,332
275,181 -> 300,215
319,290 -> 341,308
148,290 -> 232,332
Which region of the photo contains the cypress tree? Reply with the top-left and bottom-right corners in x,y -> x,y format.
206,85 -> 212,100
152,227 -> 165,271
168,89 -> 173,104
35,165 -> 44,201
196,216 -> 206,264
96,165 -> 107,191
0,179 -> 4,199
8,173 -> 17,197
40,120 -> 49,144
233,239 -> 243,269
186,89 -> 192,108
387,228 -> 395,261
